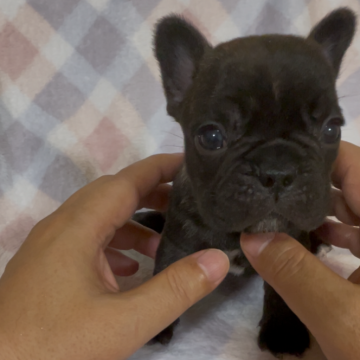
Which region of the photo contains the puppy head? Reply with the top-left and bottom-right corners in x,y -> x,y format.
154,8 -> 356,233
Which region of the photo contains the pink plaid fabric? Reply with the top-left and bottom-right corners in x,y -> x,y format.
0,1 -> 359,359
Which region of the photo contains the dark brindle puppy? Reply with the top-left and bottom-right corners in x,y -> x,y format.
134,8 -> 356,357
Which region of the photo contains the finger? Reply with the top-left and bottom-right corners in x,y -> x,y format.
104,249 -> 229,355
315,221 -> 360,257
331,141 -> 360,217
54,154 -> 183,248
108,220 -> 160,258
114,153 -> 183,206
105,247 -> 139,277
330,188 -> 360,225
240,232 -> 359,346
348,266 -> 360,284
137,184 -> 172,212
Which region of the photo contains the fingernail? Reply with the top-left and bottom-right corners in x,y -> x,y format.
240,232 -> 275,257
194,249 -> 229,284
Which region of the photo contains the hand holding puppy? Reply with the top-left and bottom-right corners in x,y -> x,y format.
241,141 -> 360,360
0,143 -> 360,360
0,154 -> 229,360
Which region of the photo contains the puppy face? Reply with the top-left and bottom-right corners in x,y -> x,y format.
155,9 -> 356,233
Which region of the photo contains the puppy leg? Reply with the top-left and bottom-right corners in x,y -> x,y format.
148,237 -> 187,345
132,211 -> 166,234
149,318 -> 180,345
258,282 -> 310,357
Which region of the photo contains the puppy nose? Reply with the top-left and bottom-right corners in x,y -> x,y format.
259,169 -> 295,189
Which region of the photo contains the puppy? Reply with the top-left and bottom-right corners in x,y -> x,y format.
134,8 -> 356,357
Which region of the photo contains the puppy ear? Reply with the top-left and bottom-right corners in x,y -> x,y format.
308,8 -> 357,76
154,15 -> 211,117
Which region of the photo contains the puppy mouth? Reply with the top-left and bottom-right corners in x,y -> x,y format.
244,213 -> 290,233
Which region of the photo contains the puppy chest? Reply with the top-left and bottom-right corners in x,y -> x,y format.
224,249 -> 245,276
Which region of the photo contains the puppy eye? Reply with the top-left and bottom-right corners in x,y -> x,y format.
321,118 -> 342,144
195,124 -> 227,152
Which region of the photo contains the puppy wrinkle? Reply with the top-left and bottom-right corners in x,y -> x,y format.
289,132 -> 323,155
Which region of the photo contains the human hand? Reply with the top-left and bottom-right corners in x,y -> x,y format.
0,154 -> 229,360
240,141 -> 360,360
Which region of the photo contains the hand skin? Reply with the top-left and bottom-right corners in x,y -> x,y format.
1,144 -> 359,360
241,141 -> 360,360
0,154 -> 230,360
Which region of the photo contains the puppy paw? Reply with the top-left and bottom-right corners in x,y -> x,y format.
148,327 -> 174,345
258,318 -> 310,357
147,319 -> 179,345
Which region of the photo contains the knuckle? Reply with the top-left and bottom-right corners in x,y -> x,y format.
147,154 -> 158,161
29,212 -> 59,235
29,212 -> 68,240
165,266 -> 194,307
97,174 -> 114,183
271,246 -> 308,282
101,176 -> 138,209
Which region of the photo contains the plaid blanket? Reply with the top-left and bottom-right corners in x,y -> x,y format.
0,1 -> 359,359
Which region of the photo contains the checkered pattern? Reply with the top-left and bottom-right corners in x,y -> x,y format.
0,1 -> 360,358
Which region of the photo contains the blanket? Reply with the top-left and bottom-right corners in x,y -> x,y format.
0,1 -> 359,359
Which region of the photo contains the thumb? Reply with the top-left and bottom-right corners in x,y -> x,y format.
118,249 -> 229,349
240,232 -> 359,353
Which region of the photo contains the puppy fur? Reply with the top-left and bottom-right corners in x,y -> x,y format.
134,8 -> 356,357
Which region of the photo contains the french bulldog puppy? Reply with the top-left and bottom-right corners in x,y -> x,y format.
134,8 -> 356,357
